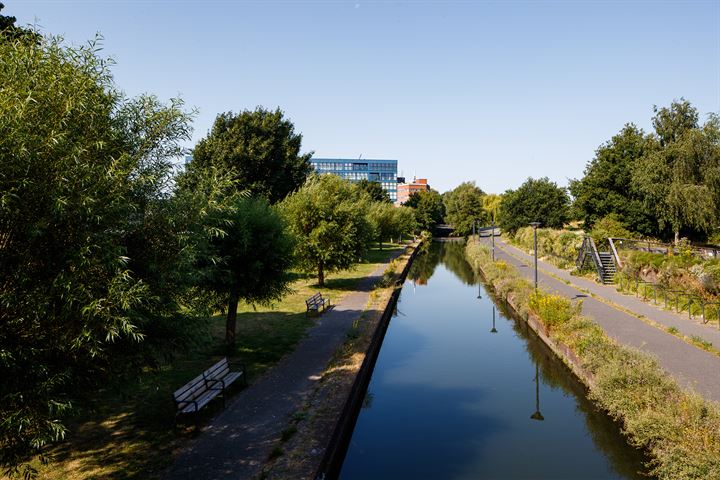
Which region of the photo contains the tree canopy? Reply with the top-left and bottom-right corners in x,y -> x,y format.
633,106 -> 720,243
443,181 -> 486,236
569,124 -> 657,236
357,179 -> 391,203
498,177 -> 569,234
280,174 -> 373,286
404,189 -> 445,231
0,35 -> 195,475
191,107 -> 312,203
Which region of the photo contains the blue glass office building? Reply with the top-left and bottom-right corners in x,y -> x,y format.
310,158 -> 399,202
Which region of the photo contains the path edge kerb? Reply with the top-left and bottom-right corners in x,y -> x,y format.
315,240 -> 424,480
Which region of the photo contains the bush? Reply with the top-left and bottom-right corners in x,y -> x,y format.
590,214 -> 633,248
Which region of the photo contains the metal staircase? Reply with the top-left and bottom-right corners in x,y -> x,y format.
576,237 -> 617,284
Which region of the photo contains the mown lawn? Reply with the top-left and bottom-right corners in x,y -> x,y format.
25,245 -> 403,480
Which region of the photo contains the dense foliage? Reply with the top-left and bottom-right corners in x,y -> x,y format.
191,107 -> 312,203
403,189 -> 445,231
281,175 -> 373,286
443,181 -> 486,236
572,100 -> 720,244
367,202 -> 416,249
0,36 -> 197,476
498,177 -> 570,234
569,124 -> 657,236
356,179 -> 391,203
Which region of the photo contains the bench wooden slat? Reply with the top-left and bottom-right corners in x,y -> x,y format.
305,292 -> 330,315
172,357 -> 246,417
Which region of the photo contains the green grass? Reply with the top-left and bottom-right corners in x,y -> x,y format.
24,245 -> 404,480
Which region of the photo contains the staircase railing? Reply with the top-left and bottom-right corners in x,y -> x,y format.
608,237 -> 622,269
577,236 -> 604,282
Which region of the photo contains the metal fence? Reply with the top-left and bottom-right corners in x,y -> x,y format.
616,274 -> 720,328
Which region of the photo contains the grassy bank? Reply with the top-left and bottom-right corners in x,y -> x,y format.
465,238 -> 720,480
23,246 -> 404,480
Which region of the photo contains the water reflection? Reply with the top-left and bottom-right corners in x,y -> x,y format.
340,241 -> 652,480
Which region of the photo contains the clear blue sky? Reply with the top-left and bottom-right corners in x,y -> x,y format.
11,1 -> 720,194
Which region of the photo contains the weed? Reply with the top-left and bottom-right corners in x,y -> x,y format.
268,446 -> 284,461
667,326 -> 679,335
280,425 -> 298,443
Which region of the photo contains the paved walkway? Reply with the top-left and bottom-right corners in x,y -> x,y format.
164,255 -> 400,480
481,236 -> 720,402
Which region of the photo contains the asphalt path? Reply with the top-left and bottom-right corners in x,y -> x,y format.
482,236 -> 720,403
164,255 -> 398,480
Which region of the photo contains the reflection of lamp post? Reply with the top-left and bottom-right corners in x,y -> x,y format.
530,362 -> 544,421
490,305 -> 497,333
529,222 -> 541,291
477,282 -> 482,299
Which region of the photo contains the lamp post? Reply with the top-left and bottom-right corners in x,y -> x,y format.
491,221 -> 496,262
490,305 -> 497,333
529,222 -> 541,291
530,362 -> 544,421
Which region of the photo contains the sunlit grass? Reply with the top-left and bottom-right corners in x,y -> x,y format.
23,245 -> 404,480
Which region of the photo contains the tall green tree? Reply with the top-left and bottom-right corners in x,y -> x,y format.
404,189 -> 445,231
652,98 -> 699,147
633,104 -> 720,243
498,177 -> 570,234
0,36 -> 193,476
443,181 -> 486,236
569,124 -> 658,236
357,179 -> 391,203
195,192 -> 294,345
191,107 -> 312,203
281,175 -> 373,286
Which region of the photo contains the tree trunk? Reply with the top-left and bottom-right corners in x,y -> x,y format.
379,238 -> 383,250
226,292 -> 239,346
674,229 -> 680,245
318,260 -> 325,287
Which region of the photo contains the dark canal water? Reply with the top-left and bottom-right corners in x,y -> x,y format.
339,241 -> 650,480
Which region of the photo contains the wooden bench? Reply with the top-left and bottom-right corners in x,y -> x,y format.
172,357 -> 246,416
305,292 -> 331,316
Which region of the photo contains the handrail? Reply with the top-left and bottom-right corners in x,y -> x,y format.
577,236 -> 605,282
608,237 -> 622,269
587,237 -> 604,281
612,237 -> 720,260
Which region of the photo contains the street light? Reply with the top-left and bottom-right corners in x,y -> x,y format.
530,362 -> 544,421
529,222 -> 541,291
491,221 -> 496,262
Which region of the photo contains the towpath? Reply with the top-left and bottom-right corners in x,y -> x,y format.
481,236 -> 720,402
164,252 -> 401,480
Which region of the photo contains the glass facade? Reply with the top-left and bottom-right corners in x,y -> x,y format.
310,158 -> 399,202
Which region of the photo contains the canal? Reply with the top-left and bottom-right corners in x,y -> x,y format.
339,241 -> 651,480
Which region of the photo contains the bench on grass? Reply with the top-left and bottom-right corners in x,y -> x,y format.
173,357 -> 246,416
305,292 -> 331,316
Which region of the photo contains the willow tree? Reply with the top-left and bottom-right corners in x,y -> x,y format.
633,102 -> 720,243
281,175 -> 372,286
0,35 -> 193,476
